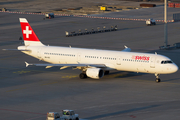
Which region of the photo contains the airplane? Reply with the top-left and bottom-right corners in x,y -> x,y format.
3,18 -> 179,83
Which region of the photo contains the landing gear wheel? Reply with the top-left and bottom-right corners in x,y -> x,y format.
79,73 -> 87,79
155,78 -> 161,83
155,74 -> 161,83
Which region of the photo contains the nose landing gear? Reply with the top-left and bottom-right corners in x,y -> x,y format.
155,74 -> 161,83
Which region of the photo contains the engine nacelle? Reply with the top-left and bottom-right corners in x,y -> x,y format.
86,68 -> 104,79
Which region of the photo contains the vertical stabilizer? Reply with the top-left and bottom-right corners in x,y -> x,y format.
19,18 -> 44,46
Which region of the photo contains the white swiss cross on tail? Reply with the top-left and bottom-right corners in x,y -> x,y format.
23,26 -> 32,38
19,18 -> 44,46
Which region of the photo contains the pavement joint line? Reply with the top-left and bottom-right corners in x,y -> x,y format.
0,67 -> 25,70
0,56 -> 18,60
25,115 -> 45,120
0,11 -> 175,22
98,108 -> 180,120
41,81 -> 59,86
0,108 -> 46,115
81,99 -> 180,110
6,87 -> 26,92
0,77 -> 8,80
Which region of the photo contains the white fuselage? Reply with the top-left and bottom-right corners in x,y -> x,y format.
18,45 -> 178,74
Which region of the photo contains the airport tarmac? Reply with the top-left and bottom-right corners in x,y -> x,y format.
93,6 -> 179,21
0,10 -> 180,120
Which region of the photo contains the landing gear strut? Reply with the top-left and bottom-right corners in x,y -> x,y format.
155,74 -> 161,83
79,73 -> 87,79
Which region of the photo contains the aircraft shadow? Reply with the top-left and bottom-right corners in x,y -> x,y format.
104,71 -> 146,79
163,77 -> 180,82
84,104 -> 160,120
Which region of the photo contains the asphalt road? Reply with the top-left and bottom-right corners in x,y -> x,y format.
0,10 -> 180,120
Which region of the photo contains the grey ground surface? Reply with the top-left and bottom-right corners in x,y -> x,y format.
92,6 -> 180,21
0,0 -> 164,13
0,7 -> 180,120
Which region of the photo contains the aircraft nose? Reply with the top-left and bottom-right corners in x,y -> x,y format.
172,64 -> 179,73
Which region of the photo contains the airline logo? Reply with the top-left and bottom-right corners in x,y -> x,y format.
23,26 -> 32,38
20,19 -> 40,42
132,55 -> 150,61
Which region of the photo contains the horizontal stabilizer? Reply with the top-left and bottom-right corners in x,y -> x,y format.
25,61 -> 33,67
2,49 -> 31,51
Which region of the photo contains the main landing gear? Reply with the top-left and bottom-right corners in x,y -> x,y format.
79,73 -> 87,79
79,70 -> 110,79
155,74 -> 161,83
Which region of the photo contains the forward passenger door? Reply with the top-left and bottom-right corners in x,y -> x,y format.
150,57 -> 156,68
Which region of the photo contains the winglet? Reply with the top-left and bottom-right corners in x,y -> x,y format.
25,61 -> 29,67
124,45 -> 128,48
25,61 -> 33,67
122,45 -> 131,52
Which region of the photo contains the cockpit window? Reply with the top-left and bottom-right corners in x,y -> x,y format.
161,60 -> 173,64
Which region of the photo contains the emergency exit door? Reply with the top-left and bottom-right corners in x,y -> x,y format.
77,53 -> 81,61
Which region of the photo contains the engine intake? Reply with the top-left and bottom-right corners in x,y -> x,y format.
86,68 -> 104,79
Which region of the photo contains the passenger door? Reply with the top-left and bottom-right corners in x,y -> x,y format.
116,56 -> 121,65
37,48 -> 42,60
150,57 -> 156,68
77,53 -> 81,62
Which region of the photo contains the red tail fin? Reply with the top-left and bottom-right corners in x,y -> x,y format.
19,18 -> 44,46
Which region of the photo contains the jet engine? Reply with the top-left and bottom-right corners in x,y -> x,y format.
86,68 -> 104,79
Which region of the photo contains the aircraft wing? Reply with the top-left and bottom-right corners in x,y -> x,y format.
122,46 -> 131,52
25,62 -> 106,68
